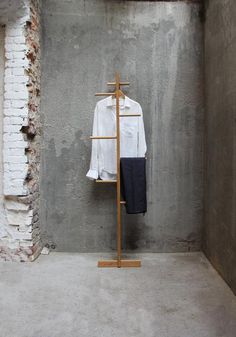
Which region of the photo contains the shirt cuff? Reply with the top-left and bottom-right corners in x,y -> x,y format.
86,169 -> 98,180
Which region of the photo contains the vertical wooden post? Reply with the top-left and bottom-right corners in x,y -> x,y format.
115,72 -> 122,267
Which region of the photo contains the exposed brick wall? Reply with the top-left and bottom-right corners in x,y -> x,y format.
0,0 -> 42,261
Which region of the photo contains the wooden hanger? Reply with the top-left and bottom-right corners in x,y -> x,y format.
112,88 -> 125,105
117,89 -> 125,99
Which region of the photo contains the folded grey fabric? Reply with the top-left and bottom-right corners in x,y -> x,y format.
120,157 -> 147,214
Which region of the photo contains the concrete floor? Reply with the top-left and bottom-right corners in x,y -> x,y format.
0,253 -> 235,337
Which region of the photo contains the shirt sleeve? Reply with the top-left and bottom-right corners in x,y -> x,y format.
86,103 -> 99,180
137,103 -> 147,157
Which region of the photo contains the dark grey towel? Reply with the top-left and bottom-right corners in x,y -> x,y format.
120,157 -> 147,214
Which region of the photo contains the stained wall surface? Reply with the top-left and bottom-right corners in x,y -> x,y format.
40,1 -> 204,252
0,27 -> 4,196
204,0 -> 236,294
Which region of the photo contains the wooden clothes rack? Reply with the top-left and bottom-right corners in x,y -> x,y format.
91,72 -> 141,268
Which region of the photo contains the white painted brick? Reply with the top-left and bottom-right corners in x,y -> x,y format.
11,43 -> 26,52
18,225 -> 32,233
4,91 -> 12,100
7,181 -> 25,190
14,36 -> 25,44
4,124 -> 21,133
11,100 -> 27,108
3,166 -> 10,174
4,75 -> 16,84
6,21 -> 20,29
5,116 -> 23,125
4,116 -> 24,125
12,232 -> 32,241
5,52 -> 14,60
6,170 -> 27,180
9,168 -> 28,176
4,117 -> 11,125
7,28 -> 23,37
3,155 -> 27,163
5,68 -> 12,77
3,100 -> 11,108
10,116 -> 24,124
5,37 -> 15,44
2,239 -> 20,250
12,67 -> 25,76
9,177 -> 26,185
5,43 -> 14,52
4,172 -> 26,182
0,230 -> 9,240
5,51 -> 27,60
13,51 -> 26,59
10,188 -> 28,196
6,59 -> 28,68
15,9 -> 28,20
3,133 -> 24,141
6,163 -> 28,172
4,148 -> 25,157
4,90 -> 28,100
4,107 -> 28,117
5,83 -> 26,93
22,118 -> 28,126
4,187 -> 27,196
12,83 -> 26,92
5,140 -> 28,149
5,185 -> 25,194
19,241 -> 34,248
5,75 -> 28,84
5,200 -> 29,211
4,179 -> 25,189
6,226 -> 32,240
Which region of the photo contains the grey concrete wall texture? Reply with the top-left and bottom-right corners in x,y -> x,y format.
40,1 -> 204,252
0,27 -> 4,196
203,0 -> 236,294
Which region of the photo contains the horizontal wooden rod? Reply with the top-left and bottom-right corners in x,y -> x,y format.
107,82 -> 130,86
95,92 -> 115,96
119,114 -> 141,117
96,180 -> 117,183
98,259 -> 141,268
120,201 -> 126,204
90,136 -> 117,139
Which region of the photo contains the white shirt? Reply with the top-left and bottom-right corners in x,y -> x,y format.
86,95 -> 147,180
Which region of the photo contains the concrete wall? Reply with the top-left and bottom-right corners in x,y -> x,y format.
40,1 -> 204,252
0,27 -> 4,196
204,0 -> 236,294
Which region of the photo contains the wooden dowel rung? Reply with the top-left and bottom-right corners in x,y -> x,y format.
90,136 -> 117,139
95,92 -> 115,96
119,114 -> 141,117
98,259 -> 141,268
96,179 -> 117,183
107,82 -> 130,86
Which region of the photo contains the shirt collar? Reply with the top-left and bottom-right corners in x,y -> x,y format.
106,95 -> 131,108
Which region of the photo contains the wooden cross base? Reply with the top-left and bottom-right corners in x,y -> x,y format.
98,259 -> 141,268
